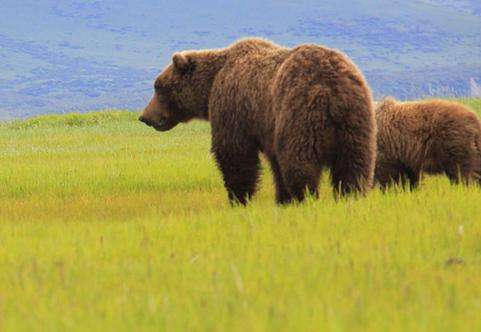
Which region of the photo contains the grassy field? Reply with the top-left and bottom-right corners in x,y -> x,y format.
1,99 -> 481,331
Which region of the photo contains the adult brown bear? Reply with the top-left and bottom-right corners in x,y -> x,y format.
375,98 -> 481,190
140,38 -> 376,205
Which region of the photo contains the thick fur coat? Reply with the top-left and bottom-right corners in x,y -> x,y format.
140,38 -> 376,204
375,98 -> 481,189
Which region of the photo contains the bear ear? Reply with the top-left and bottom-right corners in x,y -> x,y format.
172,53 -> 195,75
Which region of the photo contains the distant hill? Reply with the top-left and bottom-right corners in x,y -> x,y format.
1,0 -> 480,119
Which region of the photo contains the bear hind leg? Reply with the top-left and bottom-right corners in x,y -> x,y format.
331,147 -> 373,197
278,160 -> 321,203
267,155 -> 293,205
330,126 -> 375,197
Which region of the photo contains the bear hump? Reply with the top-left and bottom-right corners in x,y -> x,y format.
227,37 -> 280,53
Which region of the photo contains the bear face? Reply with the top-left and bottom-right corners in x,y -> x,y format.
139,52 -> 221,131
139,54 -> 196,131
140,87 -> 180,132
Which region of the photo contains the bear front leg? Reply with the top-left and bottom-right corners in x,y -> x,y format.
374,160 -> 406,191
212,145 -> 261,206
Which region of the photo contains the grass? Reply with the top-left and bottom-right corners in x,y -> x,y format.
1,99 -> 481,331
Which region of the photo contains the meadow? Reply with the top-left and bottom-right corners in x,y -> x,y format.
1,99 -> 481,331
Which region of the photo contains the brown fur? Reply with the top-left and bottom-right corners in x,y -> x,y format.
375,98 -> 481,189
140,38 -> 376,205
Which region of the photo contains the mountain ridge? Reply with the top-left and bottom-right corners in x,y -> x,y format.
1,0 -> 480,119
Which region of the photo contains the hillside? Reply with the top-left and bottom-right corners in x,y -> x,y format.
1,0 -> 481,119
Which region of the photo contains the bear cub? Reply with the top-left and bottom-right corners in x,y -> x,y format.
375,98 -> 481,190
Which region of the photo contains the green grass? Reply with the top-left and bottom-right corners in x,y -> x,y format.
1,100 -> 481,331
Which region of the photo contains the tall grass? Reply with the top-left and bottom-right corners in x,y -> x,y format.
0,99 -> 480,331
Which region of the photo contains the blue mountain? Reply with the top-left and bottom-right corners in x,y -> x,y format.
1,0 -> 481,119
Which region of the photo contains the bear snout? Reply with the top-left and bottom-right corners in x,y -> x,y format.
139,115 -> 153,126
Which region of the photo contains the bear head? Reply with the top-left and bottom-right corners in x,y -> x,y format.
139,51 -> 222,131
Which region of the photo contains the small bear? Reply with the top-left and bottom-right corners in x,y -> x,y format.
375,98 -> 481,189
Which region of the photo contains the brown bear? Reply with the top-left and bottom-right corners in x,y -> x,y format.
375,98 -> 481,190
139,38 -> 376,205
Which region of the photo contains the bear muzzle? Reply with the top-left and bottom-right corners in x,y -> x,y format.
139,114 -> 177,132
138,115 -> 151,126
